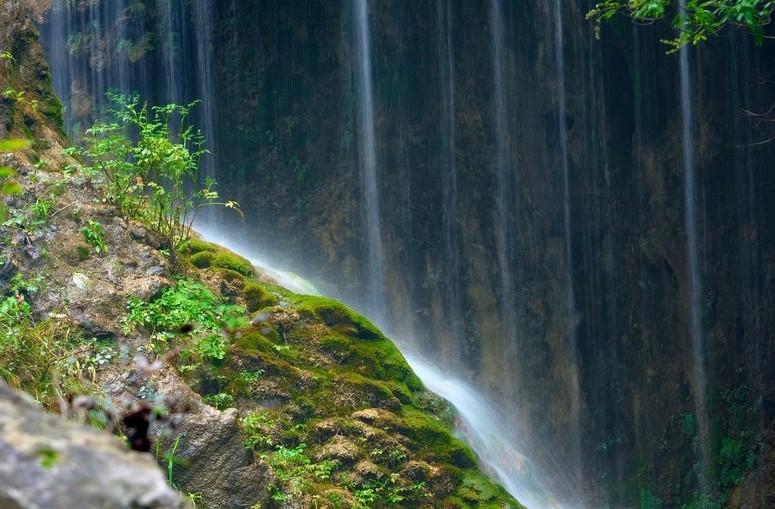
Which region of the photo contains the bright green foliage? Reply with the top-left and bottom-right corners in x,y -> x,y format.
81,220 -> 108,254
203,392 -> 234,410
261,443 -> 339,502
0,294 -> 94,405
0,138 -> 30,221
241,411 -> 276,449
76,93 -> 240,266
588,0 -> 774,49
30,199 -> 53,225
196,334 -> 227,360
123,279 -> 246,356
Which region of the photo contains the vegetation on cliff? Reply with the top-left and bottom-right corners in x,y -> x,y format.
588,0 -> 774,49
0,8 -> 522,508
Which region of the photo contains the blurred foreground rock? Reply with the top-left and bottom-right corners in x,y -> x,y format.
0,381 -> 185,509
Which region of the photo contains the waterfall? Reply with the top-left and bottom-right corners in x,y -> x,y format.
490,0 -> 519,388
353,0 -> 386,321
192,0 -> 218,182
678,0 -> 710,492
405,354 -> 577,509
158,0 -> 185,106
43,0 -> 135,137
552,0 -> 583,497
436,0 -> 463,367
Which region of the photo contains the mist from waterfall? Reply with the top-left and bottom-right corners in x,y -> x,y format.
678,0 -> 711,493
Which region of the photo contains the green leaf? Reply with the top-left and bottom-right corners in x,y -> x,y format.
0,139 -> 31,152
0,166 -> 16,178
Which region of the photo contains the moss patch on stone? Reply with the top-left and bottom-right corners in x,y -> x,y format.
172,239 -> 521,507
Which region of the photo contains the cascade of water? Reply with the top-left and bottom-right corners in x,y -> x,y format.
192,0 -> 218,182
44,0 -> 134,135
552,0 -> 583,496
353,0 -> 386,321
158,0 -> 185,105
489,0 -> 519,385
678,0 -> 710,492
404,354 -> 584,509
436,0 -> 463,366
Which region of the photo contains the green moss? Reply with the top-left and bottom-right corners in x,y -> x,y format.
182,238 -> 218,255
190,251 -> 215,269
76,245 -> 90,261
185,240 -> 255,276
213,252 -> 254,276
291,295 -> 381,339
244,282 -> 278,312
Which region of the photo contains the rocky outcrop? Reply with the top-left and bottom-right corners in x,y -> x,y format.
0,380 -> 184,509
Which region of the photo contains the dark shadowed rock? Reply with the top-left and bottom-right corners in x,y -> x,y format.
0,381 -> 185,509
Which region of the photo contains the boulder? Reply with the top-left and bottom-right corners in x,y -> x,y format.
0,381 -> 185,509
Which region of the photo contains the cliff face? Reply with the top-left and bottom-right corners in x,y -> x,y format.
36,0 -> 775,507
2,5 -> 521,509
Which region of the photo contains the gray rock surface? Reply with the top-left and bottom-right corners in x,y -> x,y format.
0,381 -> 185,509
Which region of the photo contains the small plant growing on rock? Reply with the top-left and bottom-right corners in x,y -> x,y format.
81,220 -> 107,254
77,93 -> 241,268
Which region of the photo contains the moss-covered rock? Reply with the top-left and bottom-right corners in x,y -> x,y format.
167,248 -> 523,508
243,281 -> 277,312
184,239 -> 254,276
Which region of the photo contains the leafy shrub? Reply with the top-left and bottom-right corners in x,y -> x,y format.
0,139 -> 30,221
76,93 -> 240,267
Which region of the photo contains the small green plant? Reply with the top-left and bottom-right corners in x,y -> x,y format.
196,334 -> 227,360
0,294 -> 94,406
238,369 -> 265,383
241,411 -> 276,449
77,93 -> 241,267
82,220 -> 107,254
261,443 -> 339,503
29,199 -> 53,226
0,139 -> 30,221
123,279 -> 246,357
203,392 -> 234,410
38,447 -> 60,469
165,436 -> 181,487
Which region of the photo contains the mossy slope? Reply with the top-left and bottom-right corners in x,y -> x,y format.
173,238 -> 523,509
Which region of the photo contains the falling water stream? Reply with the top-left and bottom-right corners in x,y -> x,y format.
193,222 -> 577,509
552,0 -> 583,495
353,0 -> 386,322
39,1 -> 775,506
490,0 -> 520,390
678,0 -> 711,492
436,0 -> 464,368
